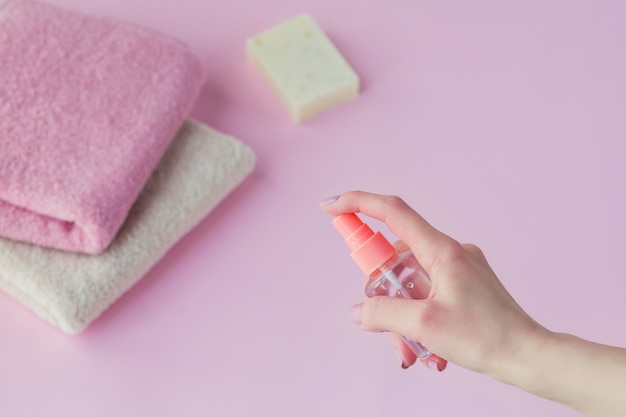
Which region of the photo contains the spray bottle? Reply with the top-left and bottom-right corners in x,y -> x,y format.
332,213 -> 447,370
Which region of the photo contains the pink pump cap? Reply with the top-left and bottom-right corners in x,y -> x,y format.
332,213 -> 397,275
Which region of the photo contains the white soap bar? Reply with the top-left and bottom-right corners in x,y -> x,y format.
247,14 -> 360,123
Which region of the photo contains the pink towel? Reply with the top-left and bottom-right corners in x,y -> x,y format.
0,0 -> 205,254
0,119 -> 256,334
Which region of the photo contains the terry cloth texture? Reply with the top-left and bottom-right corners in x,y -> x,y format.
0,0 -> 205,254
0,119 -> 256,334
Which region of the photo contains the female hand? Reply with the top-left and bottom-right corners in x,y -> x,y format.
322,191 -> 547,376
322,191 -> 626,417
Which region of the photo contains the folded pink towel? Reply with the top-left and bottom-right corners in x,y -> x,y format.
0,0 -> 205,253
0,119 -> 256,334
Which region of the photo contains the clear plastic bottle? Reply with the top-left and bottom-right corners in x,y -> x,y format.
332,213 -> 447,369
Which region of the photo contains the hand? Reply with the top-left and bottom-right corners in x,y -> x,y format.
322,191 -> 546,375
322,191 -> 626,417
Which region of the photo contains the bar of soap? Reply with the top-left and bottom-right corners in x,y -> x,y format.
247,14 -> 359,123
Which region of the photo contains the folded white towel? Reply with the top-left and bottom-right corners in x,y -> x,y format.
0,119 -> 255,334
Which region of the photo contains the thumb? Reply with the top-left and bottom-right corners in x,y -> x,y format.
353,296 -> 428,340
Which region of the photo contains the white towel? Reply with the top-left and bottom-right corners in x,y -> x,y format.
0,119 -> 256,334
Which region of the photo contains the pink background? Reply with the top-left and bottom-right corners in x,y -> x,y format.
1,0 -> 625,416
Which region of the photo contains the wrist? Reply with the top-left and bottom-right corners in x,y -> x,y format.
485,320 -> 556,392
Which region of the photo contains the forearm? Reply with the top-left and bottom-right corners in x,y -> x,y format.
494,329 -> 626,417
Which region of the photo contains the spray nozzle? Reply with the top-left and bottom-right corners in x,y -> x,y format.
332,213 -> 397,275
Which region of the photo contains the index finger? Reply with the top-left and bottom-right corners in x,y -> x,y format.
321,191 -> 454,272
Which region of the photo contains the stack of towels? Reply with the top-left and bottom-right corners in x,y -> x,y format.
0,0 -> 256,333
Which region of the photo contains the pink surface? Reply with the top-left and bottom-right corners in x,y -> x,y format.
0,0 -> 204,253
1,0 -> 625,416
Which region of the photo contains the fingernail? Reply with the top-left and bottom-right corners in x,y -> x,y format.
349,303 -> 362,325
427,360 -> 441,372
319,195 -> 340,207
398,353 -> 408,369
